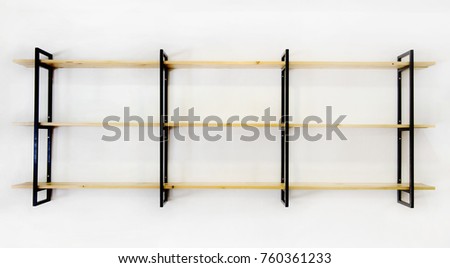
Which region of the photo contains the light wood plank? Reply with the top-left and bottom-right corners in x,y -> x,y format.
289,182 -> 435,190
14,122 -> 279,128
289,123 -> 435,128
166,122 -> 282,128
168,123 -> 435,128
164,61 -> 284,69
14,122 -> 435,128
290,61 -> 435,69
12,181 -> 280,190
164,182 -> 283,189
14,59 -> 159,69
12,182 -> 159,189
14,122 -> 161,127
14,59 -> 435,69
13,182 -> 435,190
166,182 -> 435,190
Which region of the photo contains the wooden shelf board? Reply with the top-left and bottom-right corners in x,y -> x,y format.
164,182 -> 283,189
12,182 -> 283,190
14,59 -> 435,69
289,123 -> 435,128
14,122 -> 435,129
14,122 -> 161,127
289,182 -> 435,190
166,122 -> 282,128
13,182 -> 435,190
165,61 -> 284,69
14,122 -> 278,128
290,61 -> 435,69
13,59 -> 159,69
168,123 -> 435,128
12,182 -> 159,189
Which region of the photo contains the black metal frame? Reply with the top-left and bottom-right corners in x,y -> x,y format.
397,50 -> 414,208
281,49 -> 289,207
160,49 -> 169,207
33,47 -> 54,206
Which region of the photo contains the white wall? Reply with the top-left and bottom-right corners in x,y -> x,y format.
1,0 -> 449,247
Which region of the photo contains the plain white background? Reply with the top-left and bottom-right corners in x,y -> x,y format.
0,0 -> 449,247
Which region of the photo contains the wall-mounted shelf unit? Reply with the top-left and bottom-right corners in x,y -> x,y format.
13,48 -> 435,208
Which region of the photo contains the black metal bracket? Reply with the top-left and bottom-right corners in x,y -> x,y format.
281,49 -> 289,207
160,49 -> 169,207
33,47 -> 54,206
397,50 -> 414,208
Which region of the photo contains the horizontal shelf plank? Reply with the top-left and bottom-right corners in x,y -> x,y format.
14,59 -> 159,68
13,182 -> 435,190
15,122 -> 161,127
165,182 -> 283,189
289,123 -> 434,128
165,61 -> 283,69
14,122 -> 435,128
13,182 -> 159,189
14,59 -> 435,69
12,182 -> 283,190
290,61 -> 435,69
289,182 -> 435,190
166,122 -> 282,127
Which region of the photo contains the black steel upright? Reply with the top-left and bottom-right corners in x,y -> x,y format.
397,50 -> 414,208
281,49 -> 289,207
33,47 -> 54,206
160,49 -> 169,207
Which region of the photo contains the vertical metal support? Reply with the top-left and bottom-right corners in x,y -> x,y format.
33,47 -> 54,206
281,49 -> 289,207
397,50 -> 414,208
160,49 -> 169,207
